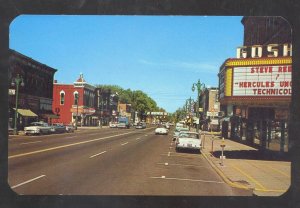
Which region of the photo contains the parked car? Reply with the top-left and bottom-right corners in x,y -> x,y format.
65,124 -> 75,133
175,131 -> 201,153
155,126 -> 169,135
51,123 -> 67,133
136,122 -> 147,129
24,122 -> 52,135
173,127 -> 189,141
109,122 -> 118,128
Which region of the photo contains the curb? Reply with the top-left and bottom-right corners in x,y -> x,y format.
201,150 -> 254,191
201,150 -> 289,195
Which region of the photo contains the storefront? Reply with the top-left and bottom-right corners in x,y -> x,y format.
218,56 -> 291,152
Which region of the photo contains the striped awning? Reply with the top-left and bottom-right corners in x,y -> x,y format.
13,108 -> 37,117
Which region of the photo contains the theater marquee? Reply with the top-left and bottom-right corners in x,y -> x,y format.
233,65 -> 292,96
218,56 -> 292,101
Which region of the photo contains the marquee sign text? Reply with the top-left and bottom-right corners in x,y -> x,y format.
237,44 -> 292,59
233,65 -> 292,96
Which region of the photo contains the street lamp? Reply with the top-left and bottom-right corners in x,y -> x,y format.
100,98 -> 103,128
11,74 -> 24,135
192,79 -> 205,133
185,97 -> 194,130
75,93 -> 79,130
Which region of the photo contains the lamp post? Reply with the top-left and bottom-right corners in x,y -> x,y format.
192,79 -> 205,133
75,93 -> 79,130
11,74 -> 24,135
100,98 -> 103,128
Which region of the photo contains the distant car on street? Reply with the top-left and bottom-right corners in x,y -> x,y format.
155,126 -> 168,135
173,127 -> 189,141
136,122 -> 146,129
109,122 -> 118,128
175,131 -> 201,153
51,123 -> 67,133
117,117 -> 130,129
65,124 -> 75,133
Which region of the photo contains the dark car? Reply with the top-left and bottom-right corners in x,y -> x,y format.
51,123 -> 67,133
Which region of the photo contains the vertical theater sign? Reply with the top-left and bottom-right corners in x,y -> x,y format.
218,43 -> 292,152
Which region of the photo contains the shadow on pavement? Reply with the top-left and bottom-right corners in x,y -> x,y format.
212,149 -> 290,161
176,149 -> 201,154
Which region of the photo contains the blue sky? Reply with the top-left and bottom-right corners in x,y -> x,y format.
9,15 -> 243,113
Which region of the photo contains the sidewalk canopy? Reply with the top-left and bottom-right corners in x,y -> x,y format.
13,108 -> 37,117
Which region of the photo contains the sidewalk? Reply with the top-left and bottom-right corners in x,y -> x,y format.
200,132 -> 291,196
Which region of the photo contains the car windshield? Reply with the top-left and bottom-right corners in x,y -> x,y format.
179,133 -> 199,139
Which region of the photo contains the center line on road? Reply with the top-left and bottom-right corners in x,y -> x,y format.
11,175 -> 46,189
20,141 -> 42,145
121,142 -> 129,146
90,151 -> 107,158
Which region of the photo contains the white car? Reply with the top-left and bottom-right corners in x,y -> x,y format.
175,131 -> 201,153
109,122 -> 118,128
24,122 -> 52,135
155,126 -> 168,135
66,124 -> 75,133
173,127 -> 189,141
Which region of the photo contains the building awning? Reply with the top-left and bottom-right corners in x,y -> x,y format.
13,108 -> 38,117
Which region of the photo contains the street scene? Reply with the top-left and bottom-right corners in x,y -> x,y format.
9,127 -> 253,196
8,16 -> 292,197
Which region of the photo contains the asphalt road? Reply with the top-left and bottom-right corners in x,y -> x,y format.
8,127 -> 252,196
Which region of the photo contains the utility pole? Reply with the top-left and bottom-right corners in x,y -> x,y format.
11,74 -> 24,135
75,93 -> 79,130
192,79 -> 205,133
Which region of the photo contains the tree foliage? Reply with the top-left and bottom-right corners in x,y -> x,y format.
95,84 -> 164,114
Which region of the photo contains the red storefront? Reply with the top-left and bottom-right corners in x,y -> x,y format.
52,74 -> 96,126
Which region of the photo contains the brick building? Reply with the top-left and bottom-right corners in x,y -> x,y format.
52,74 -> 96,126
94,88 -> 119,126
9,50 -> 57,130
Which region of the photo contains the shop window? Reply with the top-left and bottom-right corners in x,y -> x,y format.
74,92 -> 79,105
60,91 -> 65,105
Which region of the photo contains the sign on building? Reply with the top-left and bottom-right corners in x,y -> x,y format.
232,65 -> 291,96
207,111 -> 219,117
